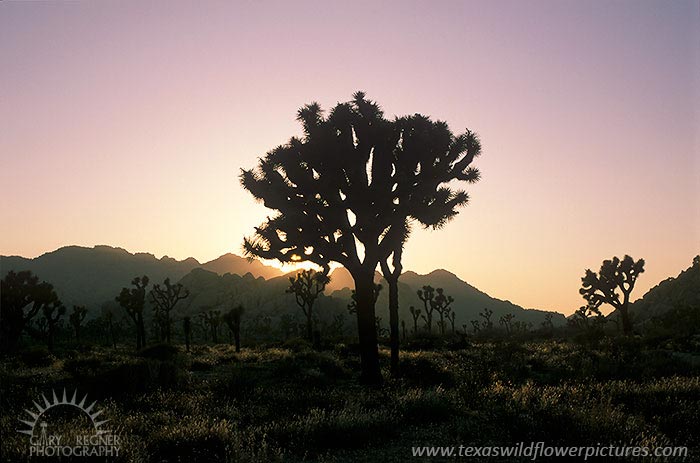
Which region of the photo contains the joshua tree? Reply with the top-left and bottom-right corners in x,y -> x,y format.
446,309 -> 456,334
499,313 -> 515,335
470,319 -> 481,334
570,304 -> 604,330
409,306 -> 421,335
0,271 -> 61,353
541,313 -> 554,332
149,278 -> 189,344
183,316 -> 192,352
432,288 -> 454,335
223,305 -> 245,352
401,319 -> 407,341
69,305 -> 88,343
286,269 -> 330,341
116,276 -> 149,350
199,310 -> 221,343
40,300 -> 66,351
417,286 -> 436,333
241,93 -> 482,384
580,255 -> 645,335
479,308 -> 493,330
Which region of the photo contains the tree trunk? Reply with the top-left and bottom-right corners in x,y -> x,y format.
353,270 -> 382,385
620,304 -> 632,335
306,311 -> 313,342
234,327 -> 241,353
387,275 -> 400,376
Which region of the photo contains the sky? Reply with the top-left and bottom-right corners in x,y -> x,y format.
1,0 -> 698,315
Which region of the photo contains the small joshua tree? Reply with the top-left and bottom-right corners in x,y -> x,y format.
446,309 -> 456,334
432,288 -> 454,335
541,312 -> 554,332
149,278 -> 190,344
287,269 -> 330,341
479,308 -> 494,330
409,306 -> 421,335
223,305 -> 245,353
471,319 -> 481,334
499,313 -> 515,335
183,316 -> 192,352
580,255 -> 645,335
69,305 -> 88,343
401,319 -> 407,340
116,275 -> 149,350
199,309 -> 221,344
417,286 -> 436,333
40,301 -> 66,351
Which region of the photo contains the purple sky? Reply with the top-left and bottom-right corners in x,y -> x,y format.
1,0 -> 698,314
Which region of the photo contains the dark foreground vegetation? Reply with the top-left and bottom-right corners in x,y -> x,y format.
2,333 -> 699,462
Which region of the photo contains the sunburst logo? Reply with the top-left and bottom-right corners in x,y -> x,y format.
17,389 -> 120,458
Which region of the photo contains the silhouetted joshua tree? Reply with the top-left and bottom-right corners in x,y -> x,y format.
39,300 -> 65,351
223,305 -> 245,352
446,309 -> 456,334
199,309 -> 221,343
183,316 -> 192,352
432,288 -> 454,335
541,312 -> 554,332
417,286 -> 436,333
0,270 -> 60,353
580,255 -> 645,335
401,319 -> 407,341
116,275 -> 149,350
286,269 -> 330,341
241,93 -> 482,384
570,304 -> 604,330
69,305 -> 87,343
499,313 -> 515,335
470,320 -> 481,334
409,306 -> 422,335
479,308 -> 494,330
149,278 -> 190,344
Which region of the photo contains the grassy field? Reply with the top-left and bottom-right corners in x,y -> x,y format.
1,337 -> 699,462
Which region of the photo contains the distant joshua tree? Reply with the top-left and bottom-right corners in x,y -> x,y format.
183,316 -> 192,352
417,286 -> 436,333
479,308 -> 494,330
199,309 -> 222,344
69,305 -> 88,343
541,312 -> 554,332
241,93 -> 482,384
0,270 -> 61,353
409,306 -> 422,335
432,288 -> 454,335
223,305 -> 245,352
149,278 -> 189,344
286,269 -> 330,342
39,300 -> 66,351
116,276 -> 149,350
499,313 -> 515,335
580,255 -> 645,335
446,309 -> 456,334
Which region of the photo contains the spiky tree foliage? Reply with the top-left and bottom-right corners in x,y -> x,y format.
417,286 -> 436,333
286,269 -> 330,341
69,305 -> 88,343
569,304 -> 604,330
241,93 -> 481,384
39,300 -> 65,351
149,278 -> 190,344
116,275 -> 149,350
223,305 -> 245,352
470,319 -> 481,334
408,306 -> 421,335
580,255 -> 645,335
0,270 -> 60,353
541,313 -> 554,331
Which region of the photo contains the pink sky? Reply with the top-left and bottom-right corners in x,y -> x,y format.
1,1 -> 698,314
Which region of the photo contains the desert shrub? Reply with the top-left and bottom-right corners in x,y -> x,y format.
18,345 -> 54,367
398,353 -> 454,386
148,418 -> 234,462
281,337 -> 312,353
137,343 -> 179,361
190,359 -> 215,371
396,386 -> 456,423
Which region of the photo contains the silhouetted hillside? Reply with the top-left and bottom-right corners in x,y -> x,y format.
0,246 -> 281,311
630,256 -> 700,322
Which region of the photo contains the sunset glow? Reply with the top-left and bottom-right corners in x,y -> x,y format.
1,0 -> 698,314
